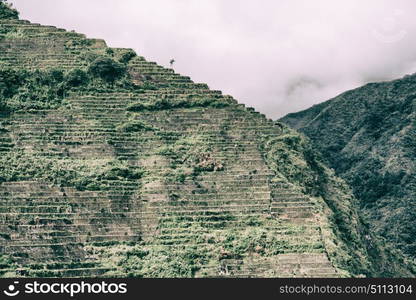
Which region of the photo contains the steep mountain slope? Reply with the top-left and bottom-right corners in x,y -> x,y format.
0,3 -> 414,277
281,75 -> 416,261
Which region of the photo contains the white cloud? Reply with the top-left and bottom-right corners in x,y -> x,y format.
9,0 -> 416,118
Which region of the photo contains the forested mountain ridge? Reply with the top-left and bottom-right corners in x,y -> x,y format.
282,74 -> 416,261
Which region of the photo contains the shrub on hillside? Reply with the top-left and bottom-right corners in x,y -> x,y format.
0,68 -> 67,110
116,120 -> 155,132
118,49 -> 137,64
0,68 -> 24,99
105,48 -> 114,56
65,69 -> 89,87
88,57 -> 126,83
0,63 -> 143,111
0,0 -> 19,20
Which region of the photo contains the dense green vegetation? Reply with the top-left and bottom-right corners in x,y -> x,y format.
281,74 -> 416,260
117,49 -> 137,64
0,152 -> 145,191
0,0 -> 18,20
0,68 -> 69,110
126,95 -> 229,112
0,57 -> 228,113
0,54 -> 147,111
261,125 -> 416,277
88,57 -> 126,84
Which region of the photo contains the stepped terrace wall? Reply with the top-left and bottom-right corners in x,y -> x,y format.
0,17 -> 377,277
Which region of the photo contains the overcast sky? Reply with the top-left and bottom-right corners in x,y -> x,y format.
9,0 -> 416,118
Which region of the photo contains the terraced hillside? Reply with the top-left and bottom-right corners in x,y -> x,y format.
0,3 -> 414,277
